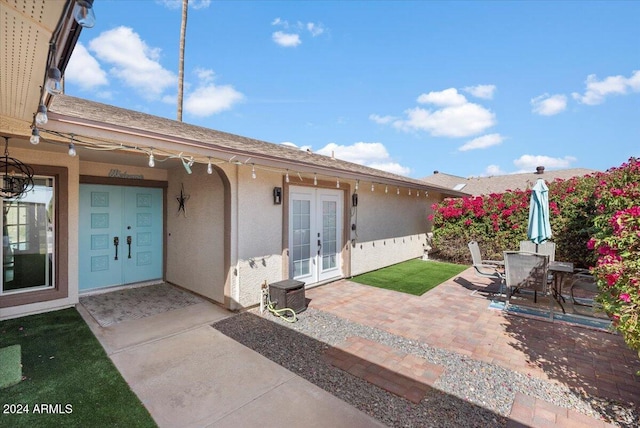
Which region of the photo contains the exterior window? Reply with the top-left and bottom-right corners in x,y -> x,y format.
1,177 -> 55,294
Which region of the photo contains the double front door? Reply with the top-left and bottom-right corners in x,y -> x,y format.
79,184 -> 163,291
289,186 -> 343,285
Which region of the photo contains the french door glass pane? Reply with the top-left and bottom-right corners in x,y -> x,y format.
2,177 -> 55,293
292,200 -> 311,277
322,201 -> 337,270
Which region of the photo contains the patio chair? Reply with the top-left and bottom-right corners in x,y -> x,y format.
569,269 -> 599,307
503,251 -> 551,313
468,241 -> 505,290
519,240 -> 556,262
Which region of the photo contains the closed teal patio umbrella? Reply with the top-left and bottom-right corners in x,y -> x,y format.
528,178 -> 552,247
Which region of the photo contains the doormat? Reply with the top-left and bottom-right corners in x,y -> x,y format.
488,300 -> 613,332
0,344 -> 22,389
80,283 -> 205,327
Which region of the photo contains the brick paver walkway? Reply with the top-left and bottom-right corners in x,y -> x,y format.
306,266 -> 638,427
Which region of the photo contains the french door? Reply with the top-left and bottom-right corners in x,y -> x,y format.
79,184 -> 163,291
289,186 -> 343,284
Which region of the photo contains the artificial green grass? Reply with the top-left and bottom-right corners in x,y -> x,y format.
351,258 -> 467,296
0,344 -> 22,388
0,308 -> 156,428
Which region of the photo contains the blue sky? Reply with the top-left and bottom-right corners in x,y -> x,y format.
65,0 -> 640,179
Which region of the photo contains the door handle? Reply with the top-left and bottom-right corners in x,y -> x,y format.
127,235 -> 132,259
113,236 -> 119,260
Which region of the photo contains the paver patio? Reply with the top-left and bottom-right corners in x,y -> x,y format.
305,266 -> 640,426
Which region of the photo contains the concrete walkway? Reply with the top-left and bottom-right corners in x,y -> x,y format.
78,301 -> 384,428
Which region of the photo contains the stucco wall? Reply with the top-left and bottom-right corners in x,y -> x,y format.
79,160 -> 168,181
165,164 -> 226,303
0,145 -> 79,320
235,167 -> 283,308
349,187 -> 431,275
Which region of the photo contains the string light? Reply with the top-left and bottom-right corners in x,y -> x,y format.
408,189 -> 411,196
285,170 -> 290,183
371,183 -> 375,192
417,190 -> 420,197
314,173 -> 317,186
355,180 -> 359,191
45,66 -> 63,96
336,178 -> 340,188
35,104 -> 48,125
30,128 -> 40,145
385,185 -> 388,194
148,151 -> 155,167
207,157 -> 213,174
68,142 -> 76,157
397,187 -> 400,195
251,164 -> 256,179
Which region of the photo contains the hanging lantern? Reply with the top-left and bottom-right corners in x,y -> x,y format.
1,137 -> 35,199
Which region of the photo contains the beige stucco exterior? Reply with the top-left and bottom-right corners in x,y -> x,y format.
165,164 -> 226,303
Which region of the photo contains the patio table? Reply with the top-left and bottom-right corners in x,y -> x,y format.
549,261 -> 574,314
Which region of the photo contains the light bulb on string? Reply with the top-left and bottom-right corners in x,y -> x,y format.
30,128 -> 40,145
148,151 -> 155,167
207,158 -> 213,174
371,183 -> 375,192
73,0 -> 96,28
285,170 -> 290,183
417,190 -> 420,197
35,104 -> 48,125
336,178 -> 340,188
313,174 -> 317,186
45,67 -> 63,96
355,180 -> 359,191
408,189 -> 412,196
385,185 -> 388,194
68,142 -> 76,157
252,164 -> 256,179
396,187 -> 400,195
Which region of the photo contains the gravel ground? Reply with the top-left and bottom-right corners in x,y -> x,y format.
212,308 -> 638,428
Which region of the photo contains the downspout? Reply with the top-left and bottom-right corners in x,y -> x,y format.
232,163 -> 241,310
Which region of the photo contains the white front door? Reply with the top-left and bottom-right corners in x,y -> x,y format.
289,186 -> 343,285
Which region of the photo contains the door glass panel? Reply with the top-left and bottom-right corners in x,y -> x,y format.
322,201 -> 337,270
292,200 -> 311,277
2,177 -> 55,293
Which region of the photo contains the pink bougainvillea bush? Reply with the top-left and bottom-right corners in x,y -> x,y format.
588,157 -> 640,355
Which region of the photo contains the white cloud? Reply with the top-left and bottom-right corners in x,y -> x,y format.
366,162 -> 411,176
272,31 -> 301,47
65,42 -> 108,91
513,154 -> 577,171
307,22 -> 325,37
387,88 -> 496,137
183,68 -> 244,116
463,84 -> 496,100
458,133 -> 504,151
572,70 -> 640,105
158,0 -> 211,10
315,142 -> 411,176
483,164 -> 506,176
531,93 -> 567,116
417,88 -> 467,107
88,26 -> 176,99
280,141 -> 312,152
369,114 -> 396,124
393,103 -> 496,137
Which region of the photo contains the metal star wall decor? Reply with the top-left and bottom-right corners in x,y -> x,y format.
176,183 -> 190,217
